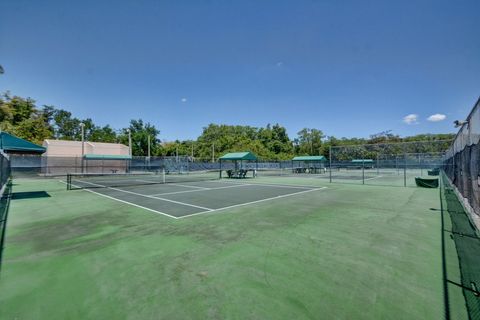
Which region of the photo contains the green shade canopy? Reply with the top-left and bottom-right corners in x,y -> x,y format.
351,159 -> 374,163
0,132 -> 46,153
219,152 -> 257,161
292,156 -> 326,161
83,154 -> 132,160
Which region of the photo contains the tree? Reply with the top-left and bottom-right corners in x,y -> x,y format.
0,91 -> 458,161
52,109 -> 82,140
119,119 -> 160,156
0,93 -> 53,144
12,117 -> 52,145
89,125 -> 117,143
296,128 -> 324,155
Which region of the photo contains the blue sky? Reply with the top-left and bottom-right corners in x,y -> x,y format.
1,0 -> 479,141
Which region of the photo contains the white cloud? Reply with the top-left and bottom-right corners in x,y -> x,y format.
403,114 -> 419,125
427,113 -> 446,122
181,98 -> 187,103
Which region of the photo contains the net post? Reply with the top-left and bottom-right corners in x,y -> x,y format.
67,174 -> 70,190
162,168 -> 166,184
404,151 -> 407,187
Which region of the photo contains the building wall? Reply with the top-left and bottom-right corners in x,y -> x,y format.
43,140 -> 129,157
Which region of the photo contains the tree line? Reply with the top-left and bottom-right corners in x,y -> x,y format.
0,92 -> 455,159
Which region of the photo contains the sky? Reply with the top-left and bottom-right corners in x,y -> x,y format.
1,0 -> 479,141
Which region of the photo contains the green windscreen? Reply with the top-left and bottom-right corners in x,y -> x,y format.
0,151 -> 12,272
415,177 -> 439,188
441,172 -> 480,319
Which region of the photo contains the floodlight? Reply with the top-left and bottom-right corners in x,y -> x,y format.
454,120 -> 468,128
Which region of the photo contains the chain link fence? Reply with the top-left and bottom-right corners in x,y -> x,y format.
329,140 -> 451,187
0,151 -> 12,272
443,96 -> 480,219
9,155 -> 224,178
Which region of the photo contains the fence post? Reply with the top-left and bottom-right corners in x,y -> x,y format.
329,146 -> 332,183
419,154 -> 423,176
219,159 -> 223,179
362,159 -> 365,185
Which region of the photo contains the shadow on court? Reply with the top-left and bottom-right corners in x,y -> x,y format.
12,191 -> 51,200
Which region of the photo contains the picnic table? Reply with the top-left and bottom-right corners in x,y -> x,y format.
226,169 -> 249,179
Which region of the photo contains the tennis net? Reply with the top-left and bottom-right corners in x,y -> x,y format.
66,170 -> 221,190
255,167 -> 327,177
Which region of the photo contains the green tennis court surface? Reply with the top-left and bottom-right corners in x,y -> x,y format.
260,168 -> 438,187
66,176 -> 323,218
0,177 -> 468,319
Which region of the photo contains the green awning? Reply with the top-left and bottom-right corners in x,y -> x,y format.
292,156 -> 326,161
83,154 -> 132,160
219,152 -> 257,161
0,132 -> 46,153
352,159 -> 374,163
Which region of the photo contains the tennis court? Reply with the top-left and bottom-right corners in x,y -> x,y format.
0,146 -> 474,319
2,176 -> 469,319
258,167 -> 435,187
65,173 -> 325,218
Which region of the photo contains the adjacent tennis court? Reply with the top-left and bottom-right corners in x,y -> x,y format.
65,173 -> 325,218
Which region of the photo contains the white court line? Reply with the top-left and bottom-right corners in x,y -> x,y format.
364,175 -> 383,181
58,180 -> 178,219
134,179 -> 162,184
167,183 -> 210,190
214,180 -> 320,189
151,184 -> 251,196
177,187 -> 327,219
72,179 -> 214,211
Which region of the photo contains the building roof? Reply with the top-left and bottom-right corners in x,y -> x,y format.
292,156 -> 326,161
219,152 -> 257,161
0,132 -> 46,153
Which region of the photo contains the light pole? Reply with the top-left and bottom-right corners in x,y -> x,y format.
80,122 -> 85,173
212,142 -> 215,163
127,129 -> 132,156
147,135 -> 151,158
